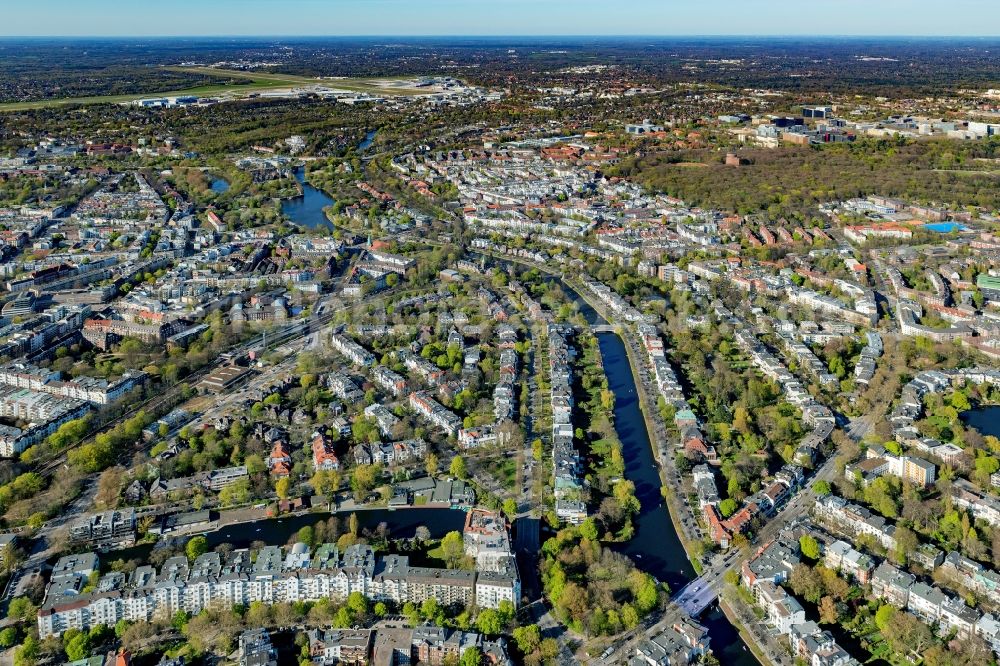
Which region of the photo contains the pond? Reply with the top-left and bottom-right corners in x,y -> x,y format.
210,176 -> 230,194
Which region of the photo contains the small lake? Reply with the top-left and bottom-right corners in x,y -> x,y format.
962,405 -> 1000,437
210,176 -> 230,194
281,167 -> 334,229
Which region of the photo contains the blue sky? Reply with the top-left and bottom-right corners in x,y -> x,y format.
4,0 -> 999,36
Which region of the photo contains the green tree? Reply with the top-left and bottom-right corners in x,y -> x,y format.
439,531 -> 465,569
14,635 -> 38,666
425,453 -> 439,477
475,609 -> 502,636
450,455 -> 467,480
7,597 -> 36,623
459,646 -> 482,666
579,517 -> 599,541
275,477 -> 291,500
512,624 -> 541,655
186,536 -> 208,562
502,498 -> 518,519
812,480 -> 832,496
799,534 -> 821,560
718,498 -> 738,518
64,631 -> 91,661
347,592 -> 368,617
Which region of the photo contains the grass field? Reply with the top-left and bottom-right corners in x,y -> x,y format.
0,66 -> 427,112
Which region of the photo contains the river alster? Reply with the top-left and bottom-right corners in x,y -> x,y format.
554,276 -> 758,665
597,331 -> 759,666
281,168 -> 334,230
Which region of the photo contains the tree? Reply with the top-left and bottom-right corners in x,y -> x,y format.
892,526 -> 919,565
13,635 -> 38,666
439,531 -> 465,569
812,480 -> 831,496
245,601 -> 272,628
7,597 -> 36,623
475,609 -> 503,636
502,498 -> 518,519
351,464 -> 380,499
425,452 -> 439,477
718,498 -> 738,518
275,477 -> 291,500
818,596 -> 838,624
186,536 -> 208,562
621,604 -> 640,629
297,526 -> 315,547
219,478 -> 250,506
64,631 -> 91,661
799,534 -> 821,560
874,604 -> 896,631
883,610 -> 934,660
450,455 -> 467,480
579,517 -> 599,542
789,564 -> 824,603
94,466 -> 125,510
347,591 -> 368,617
459,646 -> 482,666
512,624 -> 541,655
310,469 -> 341,499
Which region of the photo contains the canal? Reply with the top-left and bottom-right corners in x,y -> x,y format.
282,167 -> 335,230
551,276 -> 757,664
596,330 -> 759,666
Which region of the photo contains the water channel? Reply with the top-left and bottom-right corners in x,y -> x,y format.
550,277 -> 757,664
596,332 -> 758,666
280,130 -> 376,229
358,129 -> 378,152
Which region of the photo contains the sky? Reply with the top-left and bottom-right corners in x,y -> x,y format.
4,0 -> 999,37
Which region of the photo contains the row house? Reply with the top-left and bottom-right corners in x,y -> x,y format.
40,543 -> 516,638
371,365 -> 407,397
824,540 -> 875,585
409,392 -> 461,436
814,495 -> 897,551
329,334 -> 376,368
364,403 -> 400,439
398,350 -> 446,386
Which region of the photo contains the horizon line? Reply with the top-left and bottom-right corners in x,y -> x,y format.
1,33 -> 998,39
